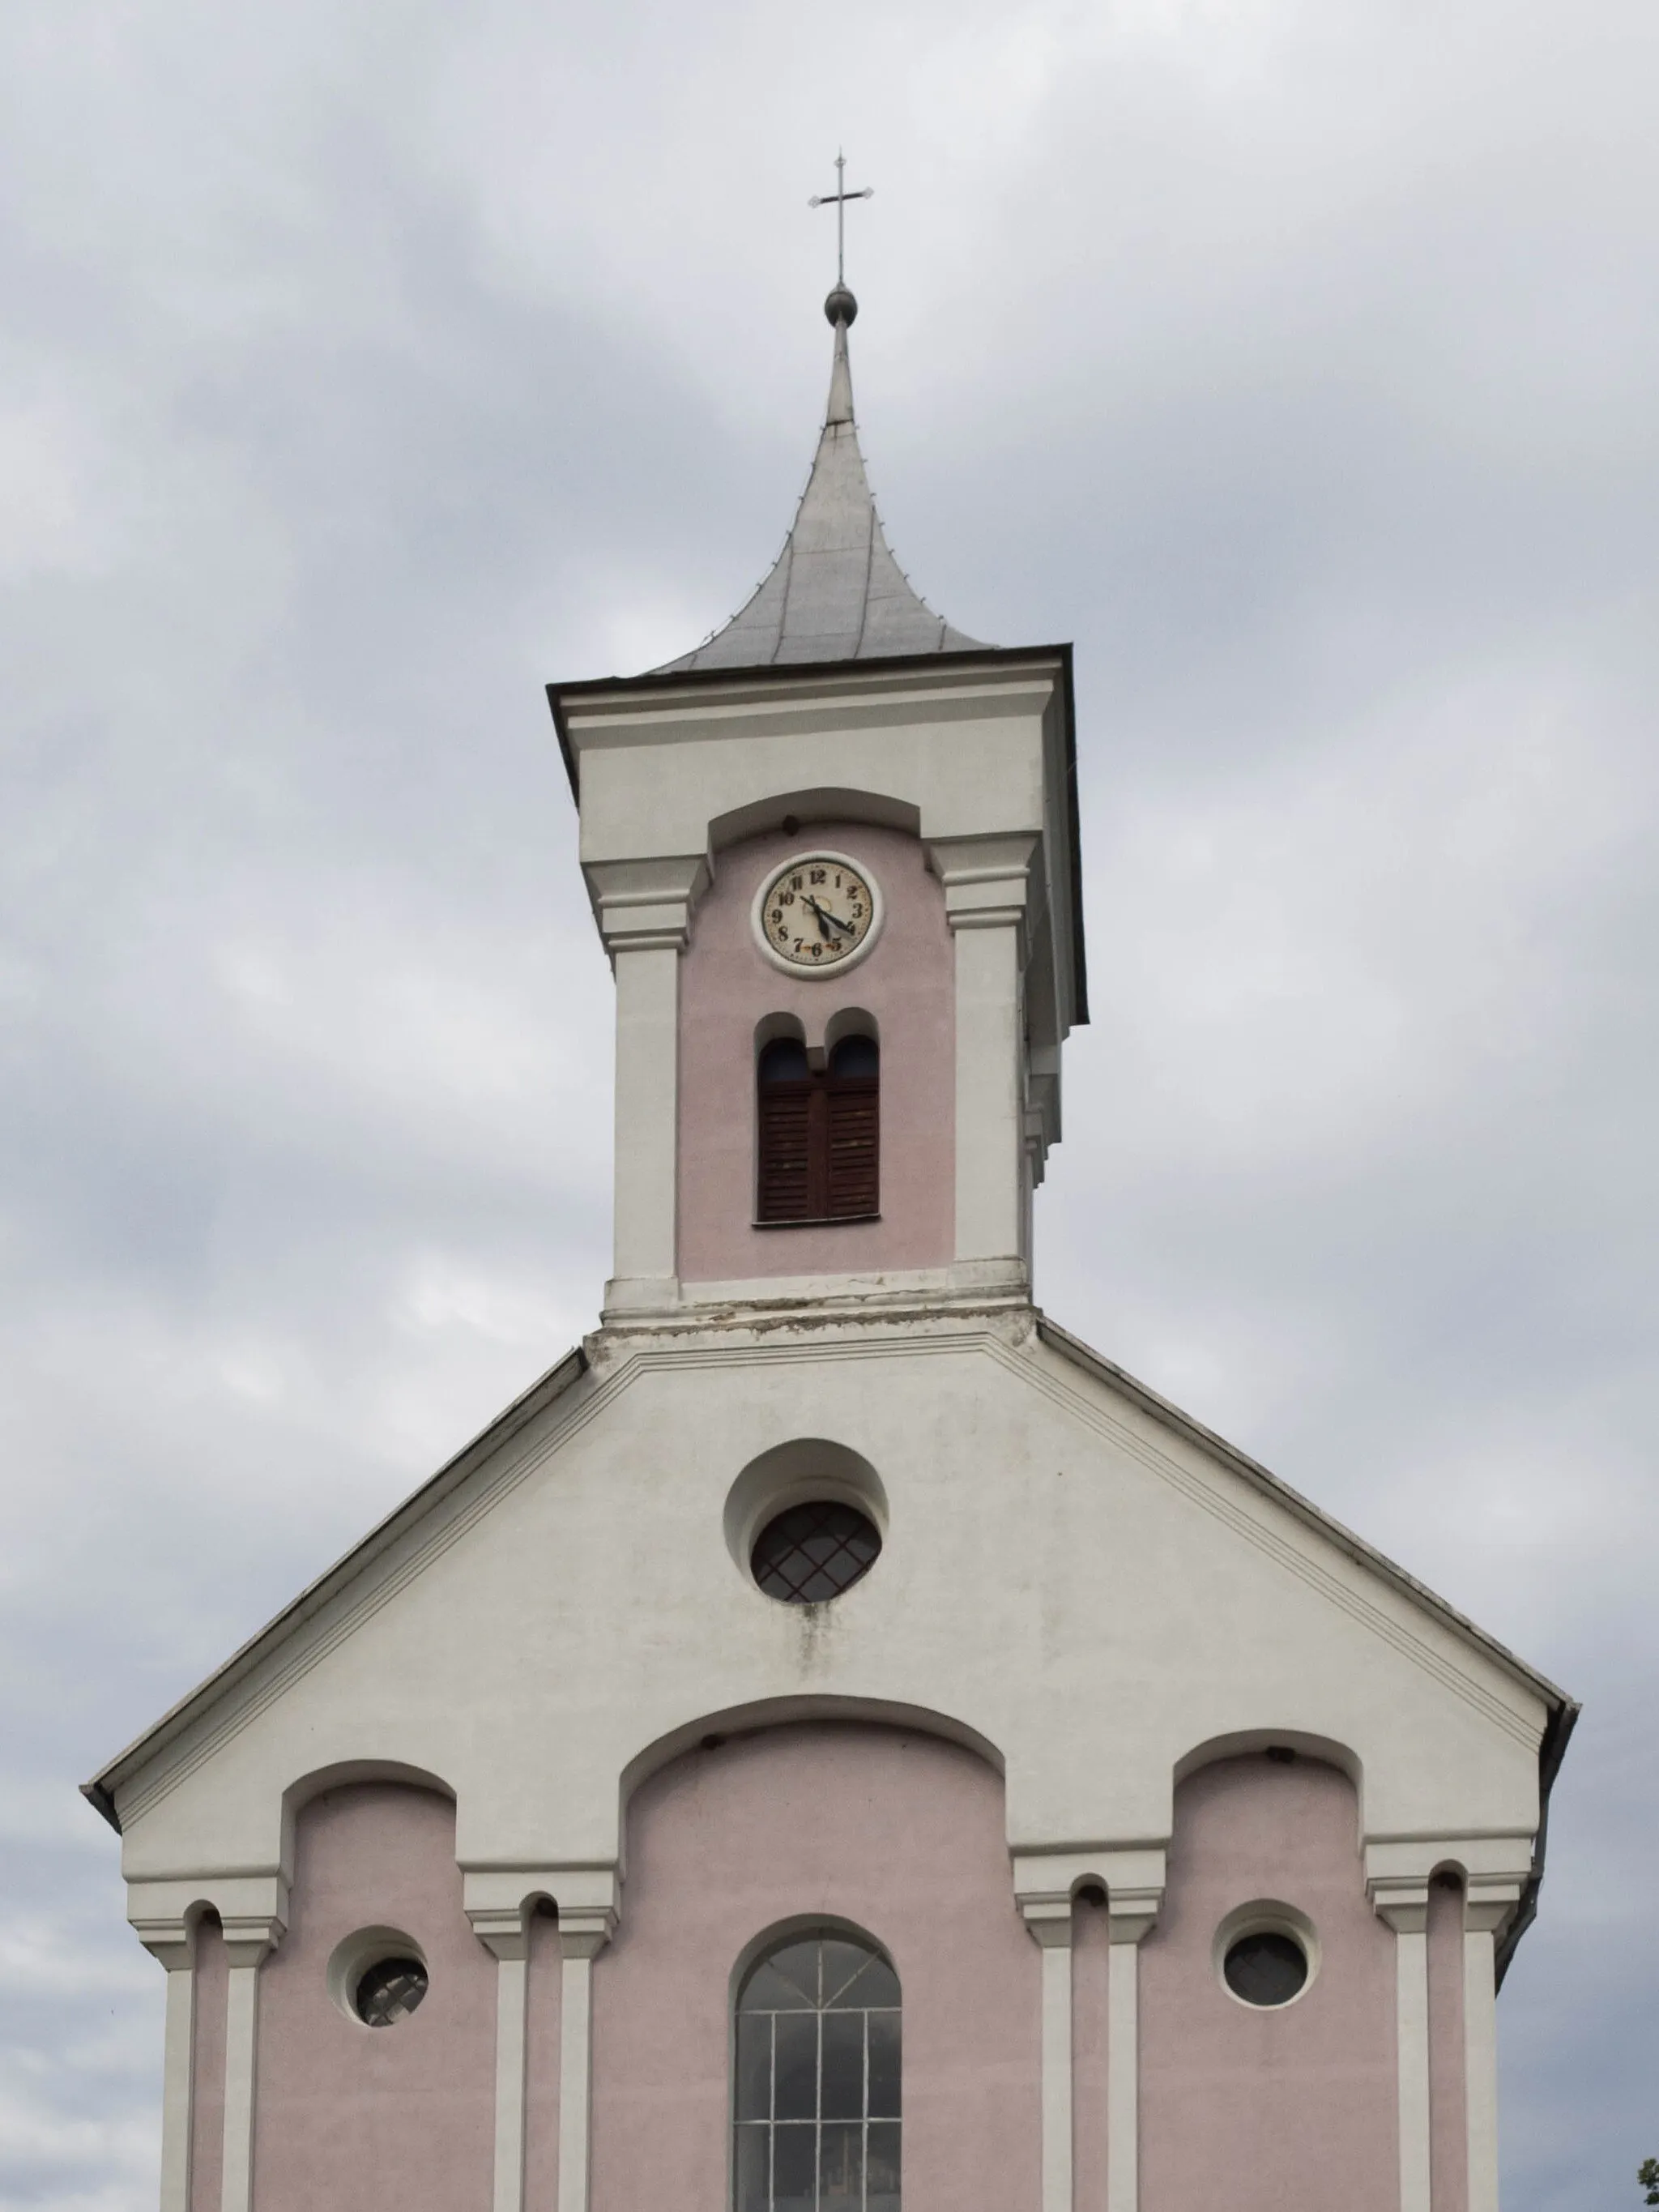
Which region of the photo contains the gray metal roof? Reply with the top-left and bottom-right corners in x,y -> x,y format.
653,308 -> 986,673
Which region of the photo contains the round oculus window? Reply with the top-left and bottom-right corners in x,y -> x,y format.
1222,1930 -> 1308,2008
753,852 -> 881,976
751,1499 -> 881,1603
354,1955 -> 429,2027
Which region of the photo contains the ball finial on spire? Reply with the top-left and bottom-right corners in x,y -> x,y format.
824,284 -> 858,327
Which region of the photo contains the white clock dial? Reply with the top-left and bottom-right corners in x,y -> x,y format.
753,852 -> 882,975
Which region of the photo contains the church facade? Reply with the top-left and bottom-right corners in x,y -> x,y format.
87,284 -> 1575,2212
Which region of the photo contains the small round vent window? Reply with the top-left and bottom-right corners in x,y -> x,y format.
752,1500 -> 881,1603
1222,1930 -> 1308,2008
354,1955 -> 429,2027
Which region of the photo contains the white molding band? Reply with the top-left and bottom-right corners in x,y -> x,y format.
930,835 -> 1037,1266
1105,1900 -> 1157,2212
587,855 -> 705,1297
218,1919 -> 279,2212
468,1906 -> 532,2212
1020,1899 -> 1074,2212
556,1907 -> 616,2212
133,1920 -> 196,2212
1374,1890 -> 1432,2212
1462,1884 -> 1520,2212
608,944 -> 680,1287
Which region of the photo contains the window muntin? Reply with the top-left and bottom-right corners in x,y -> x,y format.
750,1502 -> 881,1603
735,1932 -> 901,2212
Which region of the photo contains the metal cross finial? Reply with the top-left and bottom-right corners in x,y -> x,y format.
808,151 -> 873,287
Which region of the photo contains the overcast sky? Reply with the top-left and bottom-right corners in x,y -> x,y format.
2,0 -> 1655,2205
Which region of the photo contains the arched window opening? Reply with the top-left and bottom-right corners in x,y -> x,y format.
757,1035 -> 880,1226
734,1929 -> 901,2212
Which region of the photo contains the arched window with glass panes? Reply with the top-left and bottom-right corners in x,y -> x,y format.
733,1928 -> 901,2212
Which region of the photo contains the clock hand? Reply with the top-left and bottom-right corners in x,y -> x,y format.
806,895 -> 857,935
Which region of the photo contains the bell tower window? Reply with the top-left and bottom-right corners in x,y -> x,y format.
756,1033 -> 880,1226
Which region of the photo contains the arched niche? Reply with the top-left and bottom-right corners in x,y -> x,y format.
1172,1731 -> 1367,1834
616,1693 -> 1006,1853
279,1759 -> 457,1883
709,788 -> 921,854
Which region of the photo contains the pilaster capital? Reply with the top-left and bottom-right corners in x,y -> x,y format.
585,855 -> 710,955
220,1915 -> 284,1970
127,1874 -> 288,1970
1018,1896 -> 1075,1950
462,1863 -> 621,1962
1104,1889 -> 1162,1947
1364,1835 -> 1533,1940
1368,1880 -> 1431,1937
1011,1844 -> 1166,1947
557,1907 -> 618,1962
131,1915 -> 198,1972
467,1903 -> 530,1963
926,834 -> 1039,933
1463,1876 -> 1527,1937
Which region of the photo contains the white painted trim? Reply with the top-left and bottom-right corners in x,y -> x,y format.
556,1909 -> 616,2212
468,1903 -> 532,2212
750,849 -> 885,978
1021,1902 -> 1074,2212
950,919 -> 1023,1263
609,943 -> 680,1286
493,1951 -> 529,2212
613,1257 -> 1030,1322
139,1936 -> 196,2212
160,1960 -> 195,2212
1106,1926 -> 1145,2212
1463,1921 -> 1501,2212
219,1922 -> 276,2212
1376,1898 -> 1432,2212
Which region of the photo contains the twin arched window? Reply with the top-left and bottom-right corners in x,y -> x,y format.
734,1929 -> 902,2212
756,1036 -> 880,1225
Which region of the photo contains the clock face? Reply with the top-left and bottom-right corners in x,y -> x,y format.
755,852 -> 881,972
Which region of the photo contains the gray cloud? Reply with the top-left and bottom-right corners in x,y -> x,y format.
2,0 -> 1655,2205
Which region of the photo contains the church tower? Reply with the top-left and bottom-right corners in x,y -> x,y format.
552,285 -> 1081,1323
88,275 -> 1573,2212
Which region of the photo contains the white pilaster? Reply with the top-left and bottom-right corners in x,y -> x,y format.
1021,1898 -> 1074,2212
1462,1881 -> 1520,2212
218,1917 -> 280,2212
1105,1897 -> 1158,2212
133,1918 -> 197,2212
928,835 -> 1037,1268
556,1905 -> 617,2212
469,1904 -> 532,2212
1012,1847 -> 1162,2212
1375,1889 -> 1432,2212
587,856 -> 707,1308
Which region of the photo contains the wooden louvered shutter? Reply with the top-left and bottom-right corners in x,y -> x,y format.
825,1076 -> 879,1219
757,1082 -> 815,1222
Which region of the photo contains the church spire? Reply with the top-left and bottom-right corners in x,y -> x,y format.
652,285 -> 987,673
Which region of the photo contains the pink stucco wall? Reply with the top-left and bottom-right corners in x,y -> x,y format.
1139,1754 -> 1399,2212
1428,1873 -> 1469,2212
676,823 -> 954,1283
250,1782 -> 496,2211
589,1721 -> 1040,2212
189,1915 -> 227,2212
